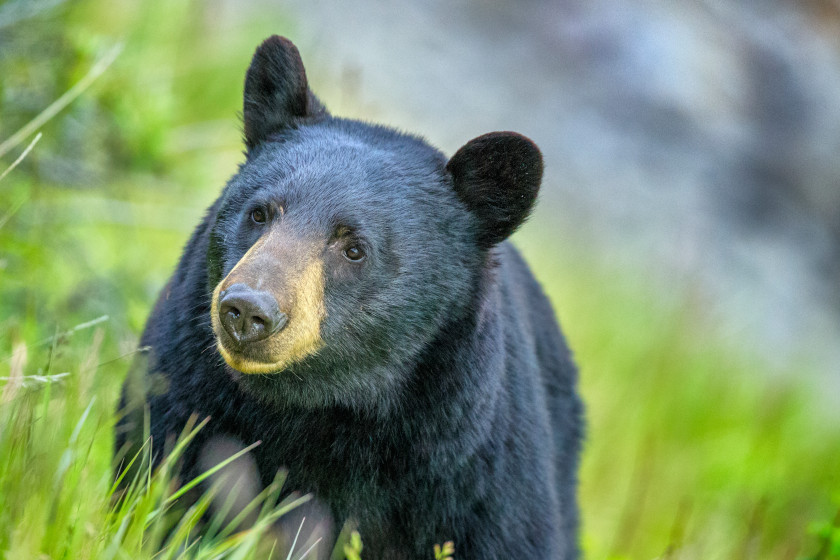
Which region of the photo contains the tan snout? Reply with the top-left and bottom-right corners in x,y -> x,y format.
211,227 -> 326,374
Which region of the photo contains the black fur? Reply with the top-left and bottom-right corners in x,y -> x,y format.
118,36 -> 583,559
242,35 -> 327,150
447,131 -> 543,248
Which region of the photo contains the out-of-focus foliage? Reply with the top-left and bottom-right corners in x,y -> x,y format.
0,0 -> 292,354
520,240 -> 840,559
803,504 -> 840,560
1,1 -> 839,559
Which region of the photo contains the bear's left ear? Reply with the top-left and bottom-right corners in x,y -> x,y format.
446,132 -> 543,248
243,36 -> 327,151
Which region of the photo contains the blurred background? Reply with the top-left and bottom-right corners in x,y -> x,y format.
1,0 -> 839,558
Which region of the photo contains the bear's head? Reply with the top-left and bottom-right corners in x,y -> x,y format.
207,36 -> 543,410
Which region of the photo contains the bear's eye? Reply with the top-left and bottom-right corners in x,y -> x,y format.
250,208 -> 267,224
343,245 -> 365,262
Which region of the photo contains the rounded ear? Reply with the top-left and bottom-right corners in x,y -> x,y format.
243,36 -> 328,150
446,132 -> 543,248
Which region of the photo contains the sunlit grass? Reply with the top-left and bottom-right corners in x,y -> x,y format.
519,237 -> 840,559
0,330 -> 315,559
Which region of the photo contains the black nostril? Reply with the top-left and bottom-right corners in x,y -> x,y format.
218,283 -> 287,344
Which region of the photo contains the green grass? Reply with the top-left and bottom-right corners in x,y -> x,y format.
0,334 -> 314,559
1,0 -> 840,558
517,240 -> 840,559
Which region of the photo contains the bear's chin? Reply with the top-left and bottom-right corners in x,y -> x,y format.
216,341 -> 291,375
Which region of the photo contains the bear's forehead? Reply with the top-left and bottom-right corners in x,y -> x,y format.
241,126 -> 449,204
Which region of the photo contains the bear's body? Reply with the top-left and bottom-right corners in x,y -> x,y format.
119,37 -> 583,559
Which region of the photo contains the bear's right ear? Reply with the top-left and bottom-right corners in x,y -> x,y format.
243,36 -> 327,151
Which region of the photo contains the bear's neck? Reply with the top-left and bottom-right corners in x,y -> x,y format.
395,259 -> 508,452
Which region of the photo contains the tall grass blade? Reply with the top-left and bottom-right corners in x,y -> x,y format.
0,43 -> 122,159
0,132 -> 41,183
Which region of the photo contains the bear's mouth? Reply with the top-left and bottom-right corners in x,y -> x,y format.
211,307 -> 313,375
215,339 -> 291,375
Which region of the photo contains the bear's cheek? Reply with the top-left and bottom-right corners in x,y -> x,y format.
210,256 -> 327,375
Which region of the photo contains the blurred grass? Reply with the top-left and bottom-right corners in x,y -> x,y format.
518,239 -> 840,559
1,0 -> 839,558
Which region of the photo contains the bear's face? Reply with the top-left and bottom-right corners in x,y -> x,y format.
205,37 -> 543,409
209,125 -> 475,383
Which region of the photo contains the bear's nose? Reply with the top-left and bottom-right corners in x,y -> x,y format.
218,283 -> 288,344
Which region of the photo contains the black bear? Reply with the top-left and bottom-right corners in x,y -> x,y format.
118,36 -> 583,559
